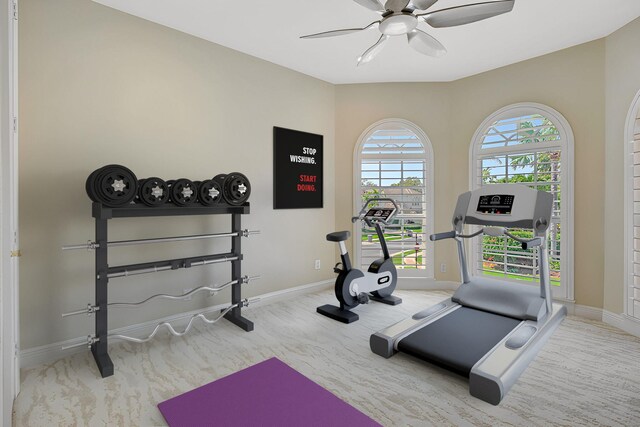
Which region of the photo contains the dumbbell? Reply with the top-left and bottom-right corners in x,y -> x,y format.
138,177 -> 170,207
198,179 -> 223,206
222,172 -> 251,206
170,178 -> 198,206
85,164 -> 138,207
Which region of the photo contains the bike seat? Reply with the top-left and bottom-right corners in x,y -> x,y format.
326,231 -> 350,242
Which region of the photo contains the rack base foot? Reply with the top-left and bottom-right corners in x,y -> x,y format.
91,348 -> 114,378
224,310 -> 254,332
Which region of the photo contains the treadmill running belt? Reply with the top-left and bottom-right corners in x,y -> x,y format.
397,306 -> 521,376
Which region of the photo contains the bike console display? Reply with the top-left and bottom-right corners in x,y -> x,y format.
476,194 -> 515,215
364,208 -> 395,222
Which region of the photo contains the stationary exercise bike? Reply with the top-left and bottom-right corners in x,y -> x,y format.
318,198 -> 402,323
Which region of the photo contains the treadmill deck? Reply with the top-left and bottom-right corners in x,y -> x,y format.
397,306 -> 521,376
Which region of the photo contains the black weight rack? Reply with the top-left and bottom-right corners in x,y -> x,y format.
89,202 -> 253,378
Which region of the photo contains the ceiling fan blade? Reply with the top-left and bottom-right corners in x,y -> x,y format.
385,0 -> 411,12
407,29 -> 446,57
353,0 -> 385,12
301,21 -> 380,39
357,35 -> 390,66
408,0 -> 438,11
420,0 -> 514,28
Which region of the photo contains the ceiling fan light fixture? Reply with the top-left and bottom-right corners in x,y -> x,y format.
379,14 -> 418,35
301,0 -> 517,65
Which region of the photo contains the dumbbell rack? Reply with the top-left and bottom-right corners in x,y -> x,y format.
89,202 -> 253,378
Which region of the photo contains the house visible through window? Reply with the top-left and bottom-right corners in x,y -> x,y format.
355,121 -> 434,279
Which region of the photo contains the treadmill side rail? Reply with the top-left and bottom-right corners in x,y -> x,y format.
469,303 -> 567,405
370,299 -> 458,358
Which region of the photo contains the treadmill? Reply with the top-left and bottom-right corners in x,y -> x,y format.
370,184 -> 567,405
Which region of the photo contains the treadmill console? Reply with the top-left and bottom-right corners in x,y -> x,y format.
476,194 -> 514,215
364,208 -> 394,221
453,184 -> 553,231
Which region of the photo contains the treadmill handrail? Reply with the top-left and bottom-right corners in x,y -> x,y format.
457,230 -> 484,239
430,230 -> 457,241
503,231 -> 543,250
431,228 -> 544,250
430,225 -> 551,311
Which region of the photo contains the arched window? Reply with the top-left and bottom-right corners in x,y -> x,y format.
470,103 -> 574,300
354,119 -> 434,281
625,90 -> 640,319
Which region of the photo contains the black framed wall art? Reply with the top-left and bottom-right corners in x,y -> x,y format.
273,127 -> 323,209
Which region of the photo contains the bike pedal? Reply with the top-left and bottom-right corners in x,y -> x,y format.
357,293 -> 370,304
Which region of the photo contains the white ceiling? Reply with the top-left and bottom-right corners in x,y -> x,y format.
93,0 -> 640,84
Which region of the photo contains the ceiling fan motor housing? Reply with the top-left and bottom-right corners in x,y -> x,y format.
379,13 -> 418,35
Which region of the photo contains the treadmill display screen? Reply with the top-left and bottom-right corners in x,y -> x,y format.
476,194 -> 514,215
364,208 -> 394,220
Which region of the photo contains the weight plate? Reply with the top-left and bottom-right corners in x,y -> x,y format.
95,164 -> 138,207
192,181 -> 200,201
170,178 -> 197,206
133,179 -> 145,204
92,165 -> 118,205
85,167 -> 106,202
212,174 -> 226,186
139,177 -> 170,207
212,174 -> 227,204
222,172 -> 251,206
198,179 -> 222,206
192,181 -> 202,202
165,180 -> 175,203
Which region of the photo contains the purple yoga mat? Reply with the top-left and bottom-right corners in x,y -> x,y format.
158,357 -> 381,427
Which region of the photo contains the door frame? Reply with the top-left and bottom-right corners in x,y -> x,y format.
624,89 -> 640,317
1,0 -> 20,424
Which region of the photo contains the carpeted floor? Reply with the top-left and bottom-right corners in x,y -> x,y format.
13,290 -> 640,426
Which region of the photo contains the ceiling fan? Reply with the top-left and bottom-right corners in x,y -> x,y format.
301,0 -> 515,65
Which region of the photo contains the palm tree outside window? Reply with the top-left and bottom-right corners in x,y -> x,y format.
470,104 -> 574,300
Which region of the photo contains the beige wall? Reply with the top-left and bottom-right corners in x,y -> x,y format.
604,17 -> 640,313
335,83 -> 459,281
336,40 -> 606,307
20,0 -> 335,348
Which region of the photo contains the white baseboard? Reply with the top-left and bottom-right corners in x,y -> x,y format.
602,310 -> 640,337
563,301 -> 640,338
256,279 -> 333,304
573,305 -> 603,320
563,301 -> 603,321
20,279 -> 333,369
